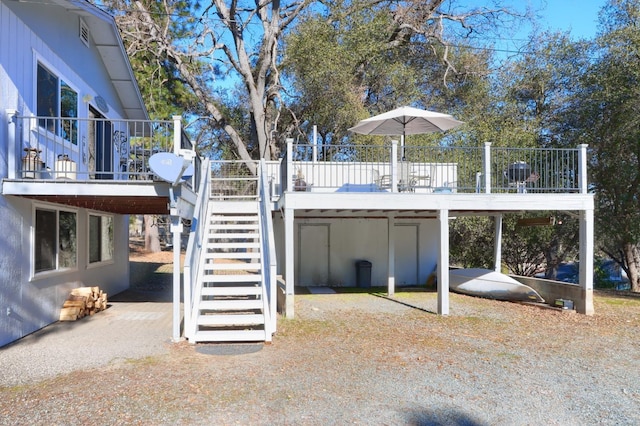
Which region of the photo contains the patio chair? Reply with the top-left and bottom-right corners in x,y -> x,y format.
372,169 -> 390,190
398,161 -> 417,192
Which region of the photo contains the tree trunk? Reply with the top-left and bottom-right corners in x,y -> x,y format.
623,242 -> 640,292
144,215 -> 162,253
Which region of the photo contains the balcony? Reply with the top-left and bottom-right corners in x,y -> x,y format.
3,113 -> 198,214
269,140 -> 588,197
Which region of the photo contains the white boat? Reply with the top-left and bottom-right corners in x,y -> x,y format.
449,268 -> 545,303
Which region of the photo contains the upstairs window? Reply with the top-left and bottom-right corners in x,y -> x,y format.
37,62 -> 78,145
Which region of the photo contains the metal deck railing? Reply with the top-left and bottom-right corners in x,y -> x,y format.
269,140 -> 587,196
7,114 -> 196,185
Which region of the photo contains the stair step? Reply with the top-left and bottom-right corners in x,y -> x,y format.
202,274 -> 261,284
210,224 -> 259,231
205,262 -> 261,271
202,286 -> 261,297
197,314 -> 264,326
209,201 -> 259,214
211,215 -> 259,222
207,242 -> 260,249
209,232 -> 259,239
199,299 -> 263,311
192,329 -> 266,343
211,251 -> 261,260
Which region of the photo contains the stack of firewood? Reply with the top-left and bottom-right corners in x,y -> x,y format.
59,286 -> 108,321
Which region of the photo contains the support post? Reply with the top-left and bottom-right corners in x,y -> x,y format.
284,207 -> 295,317
578,144 -> 588,194
312,125 -> 318,163
494,214 -> 503,272
391,140 -> 398,192
7,109 -> 17,180
483,142 -> 492,194
170,213 -> 183,342
437,209 -> 450,315
172,115 -> 182,154
286,139 -> 294,193
387,214 -> 396,296
578,208 -> 594,315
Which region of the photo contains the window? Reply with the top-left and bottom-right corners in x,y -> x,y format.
34,208 -> 77,274
37,62 -> 78,145
89,214 -> 113,264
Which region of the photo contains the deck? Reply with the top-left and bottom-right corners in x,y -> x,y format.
3,114 -> 197,214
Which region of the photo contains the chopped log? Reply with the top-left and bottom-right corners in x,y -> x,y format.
60,286 -> 108,321
59,306 -> 81,321
62,300 -> 86,309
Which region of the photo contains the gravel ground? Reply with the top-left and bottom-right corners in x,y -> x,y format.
1,247 -> 639,425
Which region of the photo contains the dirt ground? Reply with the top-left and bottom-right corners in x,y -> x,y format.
1,242 -> 639,425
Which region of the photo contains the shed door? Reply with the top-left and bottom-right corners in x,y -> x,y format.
395,224 -> 419,285
298,224 -> 329,286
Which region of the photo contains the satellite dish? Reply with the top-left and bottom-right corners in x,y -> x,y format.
149,152 -> 194,185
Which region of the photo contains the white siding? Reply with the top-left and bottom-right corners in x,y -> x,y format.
0,1 -> 132,347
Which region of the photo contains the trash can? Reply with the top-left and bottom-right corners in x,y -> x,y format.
356,260 -> 372,288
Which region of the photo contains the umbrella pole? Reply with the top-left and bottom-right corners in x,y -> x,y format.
401,133 -> 406,161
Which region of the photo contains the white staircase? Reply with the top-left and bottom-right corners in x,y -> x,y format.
190,201 -> 270,342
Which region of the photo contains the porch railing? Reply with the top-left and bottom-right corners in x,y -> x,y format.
7,112 -> 194,184
258,159 -> 277,337
272,140 -> 587,196
210,160 -> 260,199
183,158 -> 211,341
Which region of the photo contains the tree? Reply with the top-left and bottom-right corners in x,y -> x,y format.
575,0 -> 640,292
283,0 -> 527,147
96,0 -> 529,165
448,33 -> 586,277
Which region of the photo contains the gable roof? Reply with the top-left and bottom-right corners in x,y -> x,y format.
51,0 -> 148,120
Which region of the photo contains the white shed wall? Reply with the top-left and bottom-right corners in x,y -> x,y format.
274,215 -> 440,288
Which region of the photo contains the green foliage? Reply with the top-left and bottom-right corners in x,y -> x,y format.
450,213 -> 579,278
572,0 -> 640,290
450,217 -> 494,269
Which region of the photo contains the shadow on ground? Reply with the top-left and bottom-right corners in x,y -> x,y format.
110,260 -> 175,303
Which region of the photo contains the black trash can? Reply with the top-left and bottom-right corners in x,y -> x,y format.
356,260 -> 372,288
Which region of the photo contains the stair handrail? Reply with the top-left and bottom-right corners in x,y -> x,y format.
183,158 -> 211,340
259,159 -> 278,339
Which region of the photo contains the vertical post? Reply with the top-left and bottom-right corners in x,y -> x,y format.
437,209 -> 450,315
172,115 -> 182,154
284,207 -> 295,317
494,214 -> 503,272
391,140 -> 398,192
170,213 -> 183,342
578,144 -> 588,194
483,142 -> 492,194
578,208 -> 595,315
7,110 -> 17,179
387,214 -> 395,296
312,125 -> 318,163
286,138 -> 294,193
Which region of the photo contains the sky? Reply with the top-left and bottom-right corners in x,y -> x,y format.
535,0 -> 604,39
464,0 -> 606,58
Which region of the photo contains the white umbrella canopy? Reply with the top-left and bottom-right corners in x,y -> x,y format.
348,106 -> 464,136
348,106 -> 464,159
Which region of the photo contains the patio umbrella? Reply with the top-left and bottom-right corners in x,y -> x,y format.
348,106 -> 464,158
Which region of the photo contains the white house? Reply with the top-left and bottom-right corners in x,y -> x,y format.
0,0 -> 195,347
0,1 -> 595,348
